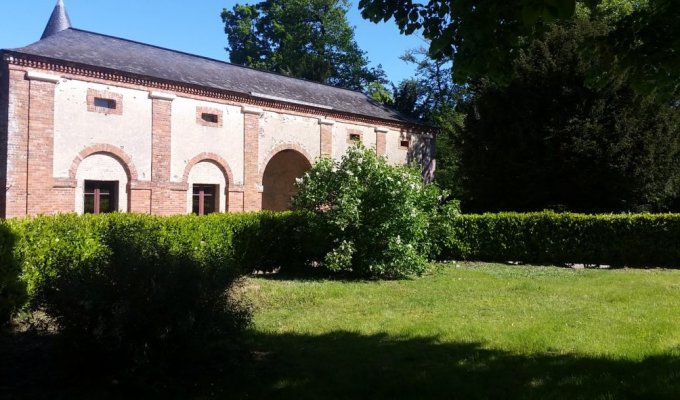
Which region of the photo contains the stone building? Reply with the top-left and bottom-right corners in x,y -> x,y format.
0,0 -> 434,218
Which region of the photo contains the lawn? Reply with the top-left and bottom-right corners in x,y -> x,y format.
2,262 -> 679,399
234,262 -> 680,399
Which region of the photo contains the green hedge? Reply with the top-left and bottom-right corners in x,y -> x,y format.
439,212 -> 680,267
5,210 -> 680,335
2,211 -> 322,366
0,220 -> 25,324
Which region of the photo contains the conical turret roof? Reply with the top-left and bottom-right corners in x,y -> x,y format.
41,0 -> 72,39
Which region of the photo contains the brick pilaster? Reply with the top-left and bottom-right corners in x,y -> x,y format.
242,106 -> 263,211
149,92 -> 179,215
319,118 -> 334,157
375,127 -> 388,156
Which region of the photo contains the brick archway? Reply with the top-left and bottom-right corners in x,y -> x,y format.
259,144 -> 314,184
69,144 -> 138,182
260,145 -> 313,211
181,152 -> 235,189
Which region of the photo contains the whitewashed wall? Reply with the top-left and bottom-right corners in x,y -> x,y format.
53,80 -> 152,180
385,128 -> 410,165
170,98 -> 243,185
259,111 -> 319,170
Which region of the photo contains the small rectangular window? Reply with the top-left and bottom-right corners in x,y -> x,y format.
400,139 -> 410,148
201,113 -> 219,124
84,180 -> 118,214
192,184 -> 218,215
94,97 -> 117,109
349,133 -> 361,143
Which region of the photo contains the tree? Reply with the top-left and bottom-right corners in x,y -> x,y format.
358,0 -> 679,100
222,0 -> 385,91
359,0 -> 576,84
585,0 -> 679,101
454,19 -> 680,213
390,47 -> 466,197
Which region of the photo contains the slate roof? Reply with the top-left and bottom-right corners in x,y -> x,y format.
41,0 -> 71,40
5,28 -> 417,125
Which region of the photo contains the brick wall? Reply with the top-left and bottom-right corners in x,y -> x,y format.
150,97 -> 186,215
319,119 -> 333,157
376,129 -> 387,156
26,79 -> 58,215
1,65 -> 430,218
242,107 -> 262,211
0,61 -> 9,217
5,68 -> 30,218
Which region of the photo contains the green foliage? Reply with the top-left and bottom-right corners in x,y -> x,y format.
0,220 -> 25,325
10,214 -> 248,367
360,0 -> 677,100
359,0 -> 576,84
292,145 -> 444,278
585,0 -> 678,101
454,19 -> 680,213
396,47 -> 459,121
440,212 -> 680,267
7,212 -> 320,368
366,81 -> 394,105
222,0 -> 386,91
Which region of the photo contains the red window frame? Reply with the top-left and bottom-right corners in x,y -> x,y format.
84,180 -> 118,214
192,184 -> 218,215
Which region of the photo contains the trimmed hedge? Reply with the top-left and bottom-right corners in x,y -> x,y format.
4,209 -> 680,333
3,211 -> 322,366
439,212 -> 680,267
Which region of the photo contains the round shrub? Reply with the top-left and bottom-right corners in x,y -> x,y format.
292,145 -> 443,278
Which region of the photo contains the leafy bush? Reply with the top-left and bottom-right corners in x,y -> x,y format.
10,213 -> 250,367
440,212 -> 680,267
293,145 -> 443,278
0,220 -> 25,325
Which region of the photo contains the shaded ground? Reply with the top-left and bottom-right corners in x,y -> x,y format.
2,328 -> 679,399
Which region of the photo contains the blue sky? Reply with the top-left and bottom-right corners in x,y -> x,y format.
0,0 -> 426,86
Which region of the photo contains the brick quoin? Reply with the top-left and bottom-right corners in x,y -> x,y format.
5,68 -> 31,218
26,78 -> 60,215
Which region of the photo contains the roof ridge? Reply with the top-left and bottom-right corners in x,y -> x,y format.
63,27 -> 373,97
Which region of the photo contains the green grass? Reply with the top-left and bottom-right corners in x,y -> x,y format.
3,262 -> 679,399
234,262 -> 680,399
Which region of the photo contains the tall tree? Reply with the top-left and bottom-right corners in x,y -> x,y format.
222,0 -> 385,91
455,19 -> 680,213
390,47 -> 465,196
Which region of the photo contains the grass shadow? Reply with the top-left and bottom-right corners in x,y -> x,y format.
2,329 -> 678,399
231,331 -> 680,399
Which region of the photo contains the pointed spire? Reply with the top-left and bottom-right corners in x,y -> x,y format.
41,0 -> 72,39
